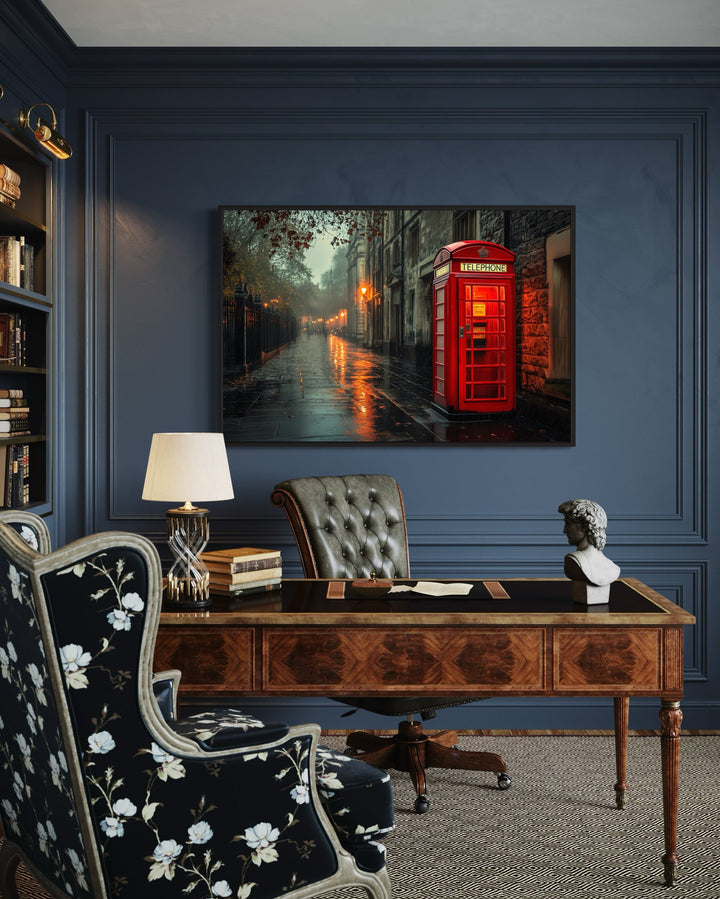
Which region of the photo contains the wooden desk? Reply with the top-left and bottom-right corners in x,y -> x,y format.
155,577 -> 695,886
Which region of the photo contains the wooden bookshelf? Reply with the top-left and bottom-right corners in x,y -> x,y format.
0,121 -> 51,512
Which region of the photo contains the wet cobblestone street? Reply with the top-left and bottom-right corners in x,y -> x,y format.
223,332 -> 557,443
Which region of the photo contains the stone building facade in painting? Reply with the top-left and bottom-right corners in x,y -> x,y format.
346,207 -> 572,427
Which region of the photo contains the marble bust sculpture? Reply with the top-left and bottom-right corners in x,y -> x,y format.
558,499 -> 621,604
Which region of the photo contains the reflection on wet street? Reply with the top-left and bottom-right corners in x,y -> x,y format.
223,333 -> 553,443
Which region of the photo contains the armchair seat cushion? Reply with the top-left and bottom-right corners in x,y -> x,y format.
167,707 -> 394,873
173,708 -> 290,750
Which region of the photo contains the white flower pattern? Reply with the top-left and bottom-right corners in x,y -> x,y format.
244,821 -> 281,866
188,820 -> 213,843
60,643 -> 93,689
8,565 -> 22,599
100,815 -> 125,838
88,730 -> 116,754
19,524 -> 40,550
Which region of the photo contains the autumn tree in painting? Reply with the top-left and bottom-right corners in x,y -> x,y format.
222,207 -> 385,319
248,208 -> 386,258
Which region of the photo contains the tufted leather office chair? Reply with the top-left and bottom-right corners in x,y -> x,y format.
271,474 -> 510,813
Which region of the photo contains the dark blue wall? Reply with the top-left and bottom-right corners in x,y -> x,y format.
2,7 -> 718,729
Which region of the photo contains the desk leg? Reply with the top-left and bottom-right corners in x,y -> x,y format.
613,697 -> 629,809
660,699 -> 682,887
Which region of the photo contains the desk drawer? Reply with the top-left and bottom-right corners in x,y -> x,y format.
263,627 -> 545,693
553,628 -> 662,692
155,628 -> 254,693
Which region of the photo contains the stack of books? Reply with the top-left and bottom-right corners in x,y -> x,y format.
0,163 -> 21,210
201,546 -> 282,596
0,388 -> 30,436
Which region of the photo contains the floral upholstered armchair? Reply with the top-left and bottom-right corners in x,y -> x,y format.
0,511 -> 393,899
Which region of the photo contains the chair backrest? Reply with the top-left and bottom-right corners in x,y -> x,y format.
0,514 -> 179,899
0,518 -> 103,898
271,474 -> 410,579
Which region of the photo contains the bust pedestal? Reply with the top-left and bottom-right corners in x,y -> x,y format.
570,580 -> 610,605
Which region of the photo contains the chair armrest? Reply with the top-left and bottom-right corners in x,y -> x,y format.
152,669 -> 182,721
170,707 -> 290,750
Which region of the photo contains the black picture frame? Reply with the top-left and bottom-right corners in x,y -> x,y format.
221,205 -> 574,445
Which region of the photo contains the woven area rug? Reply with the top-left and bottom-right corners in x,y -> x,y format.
321,734 -> 720,899
5,735 -> 719,898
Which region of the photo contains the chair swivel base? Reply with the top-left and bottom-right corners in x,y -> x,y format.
346,719 -> 511,813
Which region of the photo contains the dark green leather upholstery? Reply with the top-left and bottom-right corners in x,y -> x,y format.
271,474 -> 409,580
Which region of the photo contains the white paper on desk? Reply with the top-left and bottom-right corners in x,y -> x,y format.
389,581 -> 474,597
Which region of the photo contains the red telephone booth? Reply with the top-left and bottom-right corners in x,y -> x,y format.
432,240 -> 516,414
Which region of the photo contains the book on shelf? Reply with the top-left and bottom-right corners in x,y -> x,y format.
0,237 -> 21,286
0,164 -> 20,185
0,388 -> 24,398
0,312 -> 30,364
0,314 -> 10,361
0,388 -> 30,438
0,237 -> 34,291
0,442 -> 30,508
0,444 -> 5,504
21,240 -> 33,292
0,164 -> 20,210
0,415 -> 29,433
0,178 -> 21,200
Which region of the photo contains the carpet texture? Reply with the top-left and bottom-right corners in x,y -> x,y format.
5,735 -> 719,898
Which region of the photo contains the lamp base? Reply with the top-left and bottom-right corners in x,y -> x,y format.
165,507 -> 212,609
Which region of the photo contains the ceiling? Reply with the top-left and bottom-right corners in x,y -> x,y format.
40,0 -> 720,48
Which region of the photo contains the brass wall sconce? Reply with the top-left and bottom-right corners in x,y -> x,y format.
18,102 -> 72,160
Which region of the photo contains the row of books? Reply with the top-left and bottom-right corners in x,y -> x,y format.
0,235 -> 34,291
0,442 -> 30,508
0,388 -> 30,436
201,546 -> 282,596
0,314 -> 31,367
0,163 -> 21,211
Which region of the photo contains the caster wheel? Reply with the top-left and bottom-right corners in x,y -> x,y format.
497,772 -> 512,790
414,794 -> 430,814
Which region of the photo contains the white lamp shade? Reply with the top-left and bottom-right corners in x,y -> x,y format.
142,432 -> 234,504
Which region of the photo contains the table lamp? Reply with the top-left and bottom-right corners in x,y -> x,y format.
142,432 -> 234,608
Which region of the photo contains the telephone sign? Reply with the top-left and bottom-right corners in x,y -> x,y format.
432,240 -> 516,414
